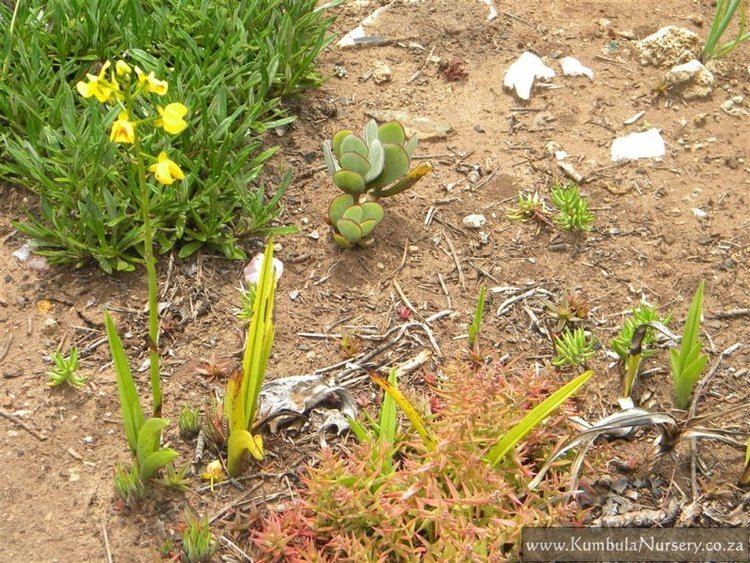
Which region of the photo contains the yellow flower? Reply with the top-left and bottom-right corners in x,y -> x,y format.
115,60 -> 132,77
135,66 -> 168,95
109,112 -> 136,144
201,460 -> 225,492
148,152 -> 185,185
76,61 -> 114,103
156,103 -> 188,135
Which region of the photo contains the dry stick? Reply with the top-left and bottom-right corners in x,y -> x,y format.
101,520 -> 113,563
437,273 -> 452,309
0,334 -> 12,365
712,308 -> 750,319
393,279 -> 422,320
0,408 -> 46,440
219,535 -> 252,562
408,44 -> 436,83
444,234 -> 466,288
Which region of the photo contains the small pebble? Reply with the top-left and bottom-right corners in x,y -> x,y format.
462,214 -> 486,229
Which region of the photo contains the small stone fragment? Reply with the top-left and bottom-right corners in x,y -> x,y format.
372,61 -> 392,84
365,109 -> 452,139
664,59 -> 714,100
560,56 -> 594,79
611,128 -> 666,162
636,26 -> 699,67
462,214 -> 487,229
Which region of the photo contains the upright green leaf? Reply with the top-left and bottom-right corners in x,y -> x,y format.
105,311 -> 144,453
486,370 -> 594,467
468,286 -> 487,348
670,281 -> 708,409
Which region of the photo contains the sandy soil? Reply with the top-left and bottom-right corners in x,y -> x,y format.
1,0 -> 749,560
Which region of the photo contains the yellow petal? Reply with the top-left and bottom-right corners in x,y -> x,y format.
154,160 -> 174,185
167,160 -> 185,180
115,60 -> 131,76
76,81 -> 92,98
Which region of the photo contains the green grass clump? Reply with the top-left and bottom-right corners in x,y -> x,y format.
0,0 -> 334,272
551,183 -> 594,232
181,513 -> 217,563
553,327 -> 595,368
46,347 -> 86,389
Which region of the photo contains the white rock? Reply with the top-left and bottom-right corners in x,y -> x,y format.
664,59 -> 714,99
478,0 -> 497,21
244,253 -> 284,284
503,52 -> 556,100
610,128 -> 666,162
338,5 -> 390,48
636,26 -> 699,67
691,207 -> 707,219
462,214 -> 487,229
560,57 -> 594,79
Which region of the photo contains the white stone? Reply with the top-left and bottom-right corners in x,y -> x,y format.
610,128 -> 666,162
372,61 -> 392,84
478,0 -> 497,21
664,59 -> 714,100
503,52 -> 556,100
462,214 -> 487,229
691,207 -> 707,219
560,57 -> 594,80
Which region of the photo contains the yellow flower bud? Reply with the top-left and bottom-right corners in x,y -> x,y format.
134,66 -> 168,96
115,60 -> 132,76
201,460 -> 225,492
109,112 -> 136,144
148,152 -> 185,185
156,103 -> 188,135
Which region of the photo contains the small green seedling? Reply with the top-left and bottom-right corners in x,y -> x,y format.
611,304 -> 671,361
467,286 -> 487,349
114,463 -> 145,506
178,406 -> 201,440
181,512 -> 217,563
324,120 -> 432,248
553,327 -> 595,368
47,347 -> 85,389
551,183 -> 594,232
506,191 -> 552,225
670,281 -> 708,409
157,463 -> 190,492
703,0 -> 750,60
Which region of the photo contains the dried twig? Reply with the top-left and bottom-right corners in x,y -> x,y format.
0,408 -> 46,440
101,520 -> 113,563
444,234 -> 466,288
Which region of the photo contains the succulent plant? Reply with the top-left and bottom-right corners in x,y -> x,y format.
323,120 -> 432,248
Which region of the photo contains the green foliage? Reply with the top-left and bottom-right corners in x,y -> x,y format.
324,120 -> 432,248
253,365 -> 580,560
467,286 -> 487,349
114,463 -> 145,506
703,0 -> 750,59
551,183 -> 594,232
610,303 -> 672,361
236,285 -> 257,322
0,0 -> 331,271
225,242 -> 277,476
670,281 -> 708,409
506,191 -> 549,222
181,512 -> 217,563
553,327 -> 595,368
105,312 -> 178,481
46,347 -> 86,389
486,370 -> 593,466
156,463 -> 190,492
178,406 -> 201,440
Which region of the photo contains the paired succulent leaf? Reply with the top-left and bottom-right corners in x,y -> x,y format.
328,194 -> 384,249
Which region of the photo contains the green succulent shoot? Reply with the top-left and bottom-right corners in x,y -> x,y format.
323,119 -> 432,248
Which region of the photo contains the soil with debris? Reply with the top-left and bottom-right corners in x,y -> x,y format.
1,0 -> 749,560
